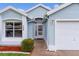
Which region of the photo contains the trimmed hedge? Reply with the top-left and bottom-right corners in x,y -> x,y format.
21,38 -> 34,52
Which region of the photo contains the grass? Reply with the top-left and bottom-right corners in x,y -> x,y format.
0,53 -> 30,56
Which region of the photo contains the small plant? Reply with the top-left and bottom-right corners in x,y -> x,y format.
21,38 -> 34,52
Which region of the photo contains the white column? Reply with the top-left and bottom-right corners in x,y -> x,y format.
47,17 -> 56,51
0,15 -> 3,40
22,16 -> 28,39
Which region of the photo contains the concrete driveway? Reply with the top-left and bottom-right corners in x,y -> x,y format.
31,40 -> 79,56
55,50 -> 79,56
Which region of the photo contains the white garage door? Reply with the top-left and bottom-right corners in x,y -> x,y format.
55,21 -> 79,50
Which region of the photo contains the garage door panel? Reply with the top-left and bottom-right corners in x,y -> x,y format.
56,21 -> 79,50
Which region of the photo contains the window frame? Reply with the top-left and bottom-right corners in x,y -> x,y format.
5,21 -> 22,38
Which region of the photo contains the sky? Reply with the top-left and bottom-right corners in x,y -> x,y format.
0,3 -> 59,10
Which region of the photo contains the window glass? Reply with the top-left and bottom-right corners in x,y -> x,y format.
6,30 -> 13,37
6,22 -> 13,29
38,31 -> 42,35
5,22 -> 22,37
14,22 -> 22,29
15,30 -> 22,37
38,25 -> 43,31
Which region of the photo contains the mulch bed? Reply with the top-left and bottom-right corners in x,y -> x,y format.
0,46 -> 21,51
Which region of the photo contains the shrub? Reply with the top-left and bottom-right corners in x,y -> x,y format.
21,38 -> 34,52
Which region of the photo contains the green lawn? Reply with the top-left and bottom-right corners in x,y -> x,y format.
0,53 -> 30,56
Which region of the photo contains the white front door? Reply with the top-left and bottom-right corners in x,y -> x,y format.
34,23 -> 44,38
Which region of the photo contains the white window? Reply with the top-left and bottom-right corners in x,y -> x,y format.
5,21 -> 22,37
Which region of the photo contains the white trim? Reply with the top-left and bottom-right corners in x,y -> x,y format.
47,3 -> 72,15
0,6 -> 27,16
55,19 -> 79,22
25,4 -> 52,13
54,20 -> 57,51
22,16 -> 28,39
3,18 -> 22,21
0,16 -> 3,40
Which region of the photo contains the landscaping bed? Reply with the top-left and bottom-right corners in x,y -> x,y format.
0,46 -> 21,51
0,38 -> 34,56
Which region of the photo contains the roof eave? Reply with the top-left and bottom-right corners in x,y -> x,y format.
47,3 -> 72,16
0,6 -> 27,17
25,4 -> 52,13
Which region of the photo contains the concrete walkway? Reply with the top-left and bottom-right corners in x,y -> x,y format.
31,40 -> 57,56
31,40 -> 79,56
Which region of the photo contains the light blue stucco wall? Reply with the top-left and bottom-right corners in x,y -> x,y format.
27,22 -> 34,39
43,22 -> 47,40
27,6 -> 50,39
27,6 -> 49,19
47,4 -> 79,48
1,9 -> 22,20
50,4 -> 79,19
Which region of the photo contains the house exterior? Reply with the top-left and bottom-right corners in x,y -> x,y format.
1,3 -> 79,51
47,3 -> 79,51
0,6 -> 28,46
